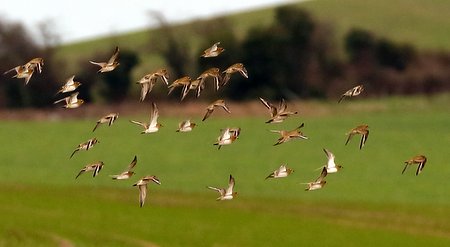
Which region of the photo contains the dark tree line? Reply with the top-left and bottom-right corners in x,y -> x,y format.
0,6 -> 449,108
155,6 -> 449,101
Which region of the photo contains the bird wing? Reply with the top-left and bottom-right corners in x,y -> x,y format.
92,122 -> 101,132
75,167 -> 86,179
323,148 -> 336,168
345,132 -> 355,145
68,92 -> 80,104
149,102 -> 159,128
66,75 -> 76,86
89,61 -> 106,67
93,163 -> 103,177
279,98 -> 288,113
226,175 -> 235,195
53,96 -> 69,104
130,120 -> 148,129
202,107 -> 214,121
338,94 -> 347,103
127,155 -> 138,171
138,184 -> 147,207
207,186 -> 225,196
316,167 -> 328,182
416,160 -> 426,175
149,176 -> 161,185
108,46 -> 120,64
140,82 -> 150,102
219,102 -> 231,114
259,97 -> 277,117
238,66 -> 248,78
221,73 -> 231,87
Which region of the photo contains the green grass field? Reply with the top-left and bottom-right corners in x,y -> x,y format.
0,95 -> 449,246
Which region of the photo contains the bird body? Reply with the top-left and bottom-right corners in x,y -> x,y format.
92,113 -> 119,132
56,75 -> 81,94
76,161 -> 104,179
138,68 -> 169,101
176,120 -> 196,132
338,85 -> 364,103
54,92 -> 84,109
4,57 -> 44,85
266,165 -> 294,179
201,42 -> 224,58
259,97 -> 297,123
70,138 -> 99,158
271,123 -> 308,146
320,148 -> 342,173
214,127 -> 240,149
304,167 -> 327,191
168,76 -> 191,97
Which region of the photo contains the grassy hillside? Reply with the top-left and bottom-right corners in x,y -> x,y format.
300,0 -> 450,52
55,0 -> 450,81
0,95 -> 449,246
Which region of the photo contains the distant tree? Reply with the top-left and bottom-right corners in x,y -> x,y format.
345,28 -> 376,63
239,6 -> 332,100
375,39 -> 416,70
194,18 -> 242,99
148,12 -> 190,79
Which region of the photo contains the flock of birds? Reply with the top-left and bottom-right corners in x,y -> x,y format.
3,42 -> 428,206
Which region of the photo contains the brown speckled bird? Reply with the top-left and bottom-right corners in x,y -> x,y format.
402,155 -> 427,175
133,175 -> 161,207
89,46 -> 120,73
202,99 -> 231,121
345,124 -> 369,149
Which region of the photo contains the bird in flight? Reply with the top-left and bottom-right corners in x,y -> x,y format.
110,155 -> 138,180
4,57 -> 44,85
214,127 -> 240,150
345,124 -> 369,149
221,63 -> 248,87
402,155 -> 427,176
317,148 -> 343,174
270,123 -> 308,146
92,113 -> 119,132
137,68 -> 169,101
176,120 -> 196,132
70,137 -> 99,159
133,175 -> 161,207
75,161 -> 104,179
303,167 -> 328,191
55,75 -> 82,95
201,42 -> 225,58
167,76 -> 191,98
207,175 -> 237,201
130,102 -> 163,133
338,85 -> 364,103
265,164 -> 294,180
53,92 -> 84,109
89,46 -> 120,73
259,97 -> 298,123
202,99 -> 231,121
